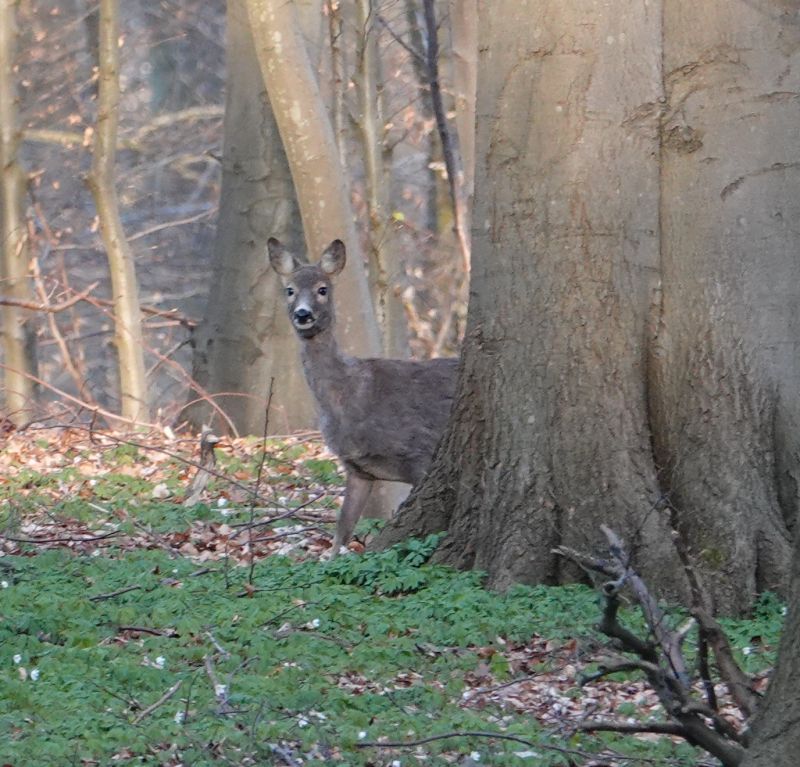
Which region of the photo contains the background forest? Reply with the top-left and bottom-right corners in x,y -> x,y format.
1,0 -> 468,431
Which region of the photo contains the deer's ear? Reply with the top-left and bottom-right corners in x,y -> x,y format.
268,238 -> 299,276
319,240 -> 346,276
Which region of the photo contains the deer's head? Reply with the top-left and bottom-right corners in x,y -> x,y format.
267,239 -> 346,339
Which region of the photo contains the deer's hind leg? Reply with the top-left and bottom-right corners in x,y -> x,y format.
329,471 -> 374,557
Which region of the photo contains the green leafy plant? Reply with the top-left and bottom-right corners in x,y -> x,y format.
321,533 -> 445,594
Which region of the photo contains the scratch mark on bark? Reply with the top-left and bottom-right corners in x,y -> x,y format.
721,162 -> 800,199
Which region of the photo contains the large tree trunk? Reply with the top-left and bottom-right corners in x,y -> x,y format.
740,535 -> 800,767
651,0 -> 798,613
375,0 -> 799,614
188,0 -> 314,436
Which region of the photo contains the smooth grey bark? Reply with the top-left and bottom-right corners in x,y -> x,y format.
376,0 -> 799,615
354,0 -> 409,359
0,0 -> 36,423
449,0 -> 476,234
88,0 -> 149,422
189,0 -> 314,436
650,0 -> 797,612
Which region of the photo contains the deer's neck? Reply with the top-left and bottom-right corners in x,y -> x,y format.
299,328 -> 354,414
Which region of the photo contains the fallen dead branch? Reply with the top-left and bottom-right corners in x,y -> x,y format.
2,530 -> 119,545
132,680 -> 183,725
118,626 -> 180,638
356,729 -> 646,763
89,584 -> 143,602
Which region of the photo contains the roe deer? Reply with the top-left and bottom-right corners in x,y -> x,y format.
268,238 -> 458,555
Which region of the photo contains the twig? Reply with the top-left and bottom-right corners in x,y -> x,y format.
30,247 -> 96,404
597,582 -> 659,663
555,528 -> 748,767
204,654 -> 233,714
131,105 -> 224,141
0,281 -> 99,312
376,14 -> 425,66
601,525 -> 690,687
580,658 -> 662,685
128,207 -> 215,242
669,524 -> 758,718
230,493 -> 325,536
132,680 -> 183,725
65,425 -> 283,507
205,631 -> 231,659
118,626 -> 179,638
356,730 -> 640,762
248,378 -> 275,586
3,530 -> 119,545
250,526 -> 322,544
89,584 -> 142,602
577,720 -> 685,736
0,364 -> 157,429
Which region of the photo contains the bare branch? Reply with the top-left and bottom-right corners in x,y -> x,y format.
556,527 -> 748,767
89,584 -> 142,602
118,626 -> 179,638
577,719 -> 686,737
670,526 -> 758,717
4,530 -> 120,546
601,525 -> 690,687
132,680 -> 183,725
0,281 -> 98,313
579,657 -> 661,685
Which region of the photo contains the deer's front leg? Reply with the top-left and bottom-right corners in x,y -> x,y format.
329,472 -> 373,557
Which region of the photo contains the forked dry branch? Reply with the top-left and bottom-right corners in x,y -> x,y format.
554,526 -> 751,767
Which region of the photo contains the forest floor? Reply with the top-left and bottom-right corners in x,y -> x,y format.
0,427 -> 782,766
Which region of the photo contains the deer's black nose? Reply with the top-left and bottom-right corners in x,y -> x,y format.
294,308 -> 314,324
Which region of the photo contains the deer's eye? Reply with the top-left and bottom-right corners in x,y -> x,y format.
317,286 -> 328,297
285,287 -> 295,298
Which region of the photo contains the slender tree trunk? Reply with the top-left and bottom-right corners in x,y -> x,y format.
0,0 -> 36,423
245,0 -> 380,358
375,0 -> 799,614
422,0 -> 470,268
404,0 -> 438,236
87,0 -> 148,422
448,0 -> 476,231
325,0 -> 347,162
354,0 -> 408,358
188,0 -> 313,436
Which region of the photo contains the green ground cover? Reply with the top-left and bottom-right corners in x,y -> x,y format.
0,430 -> 785,766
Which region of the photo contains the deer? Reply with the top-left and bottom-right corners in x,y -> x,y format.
268,238 -> 458,556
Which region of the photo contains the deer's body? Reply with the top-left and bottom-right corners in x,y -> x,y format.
268,239 -> 457,554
